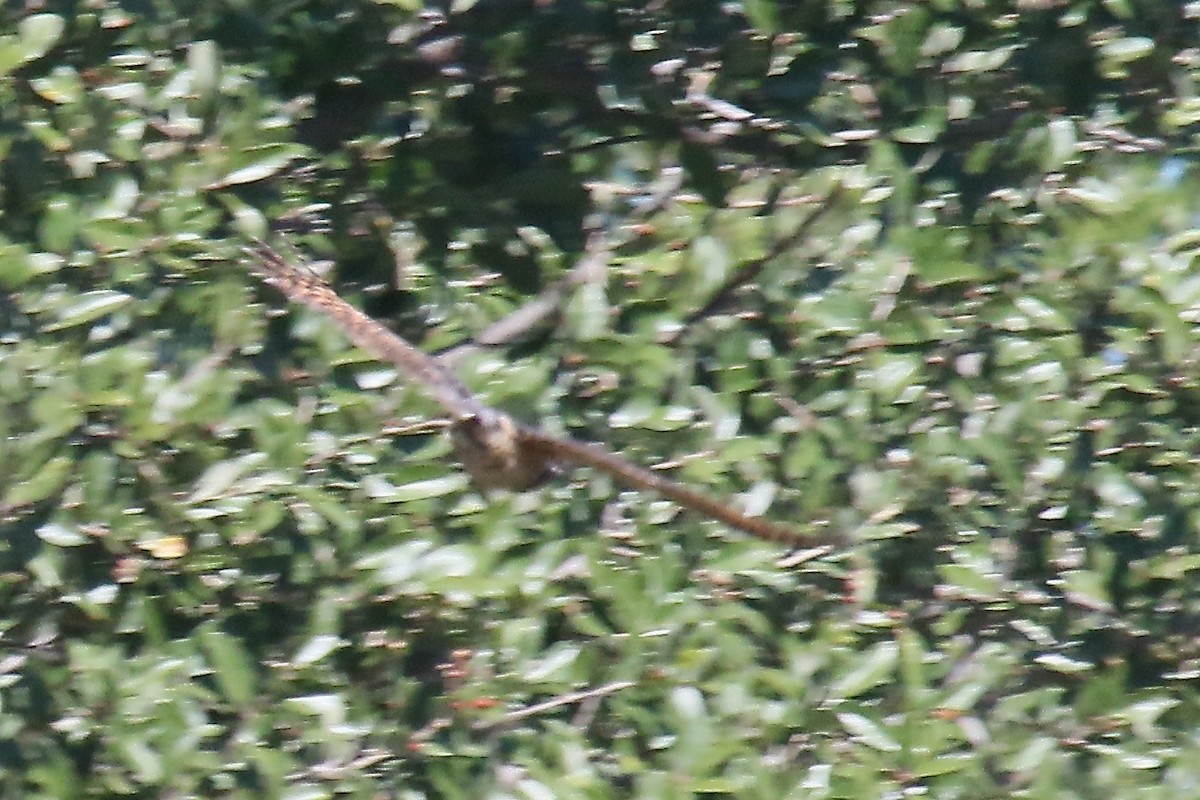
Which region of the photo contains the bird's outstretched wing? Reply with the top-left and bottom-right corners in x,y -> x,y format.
247,240 -> 489,422
516,427 -> 824,546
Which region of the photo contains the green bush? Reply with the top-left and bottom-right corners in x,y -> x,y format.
3,2 -> 1200,797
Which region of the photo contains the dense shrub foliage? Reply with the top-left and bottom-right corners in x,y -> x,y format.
3,1 -> 1200,797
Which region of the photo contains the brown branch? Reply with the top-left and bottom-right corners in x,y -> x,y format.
436,172 -> 685,365
662,185 -> 842,345
436,229 -> 611,366
490,680 -> 636,727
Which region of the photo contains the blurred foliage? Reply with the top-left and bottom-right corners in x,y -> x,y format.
4,0 -> 1200,797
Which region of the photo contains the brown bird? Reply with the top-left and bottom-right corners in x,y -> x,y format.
246,240 -> 826,548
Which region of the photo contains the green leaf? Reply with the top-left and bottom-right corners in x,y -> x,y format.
44,290 -> 132,331
29,65 -> 82,105
199,628 -> 258,706
943,45 -> 1016,74
938,562 -> 1003,601
5,455 -> 72,508
0,14 -> 63,77
361,473 -> 468,502
838,711 -> 900,751
1034,653 -> 1093,674
294,635 -> 344,666
36,521 -> 87,546
209,144 -> 306,188
742,0 -> 779,35
914,258 -> 982,286
18,14 -> 63,57
829,641 -> 899,699
1100,36 -> 1155,64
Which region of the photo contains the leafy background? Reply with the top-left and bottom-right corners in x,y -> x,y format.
3,1 -> 1200,797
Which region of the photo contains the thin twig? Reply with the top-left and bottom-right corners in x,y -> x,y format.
490,680 -> 636,726
662,185 -> 842,345
436,173 -> 685,363
436,230 -> 611,366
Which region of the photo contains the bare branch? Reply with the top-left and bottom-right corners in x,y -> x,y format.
662,185 -> 842,346
491,680 -> 636,727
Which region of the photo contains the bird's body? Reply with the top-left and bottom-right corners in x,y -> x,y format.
448,412 -> 556,491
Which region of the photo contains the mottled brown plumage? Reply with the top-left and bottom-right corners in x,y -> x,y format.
246,240 -> 824,547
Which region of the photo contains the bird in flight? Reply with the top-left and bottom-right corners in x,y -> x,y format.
246,240 -> 827,548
